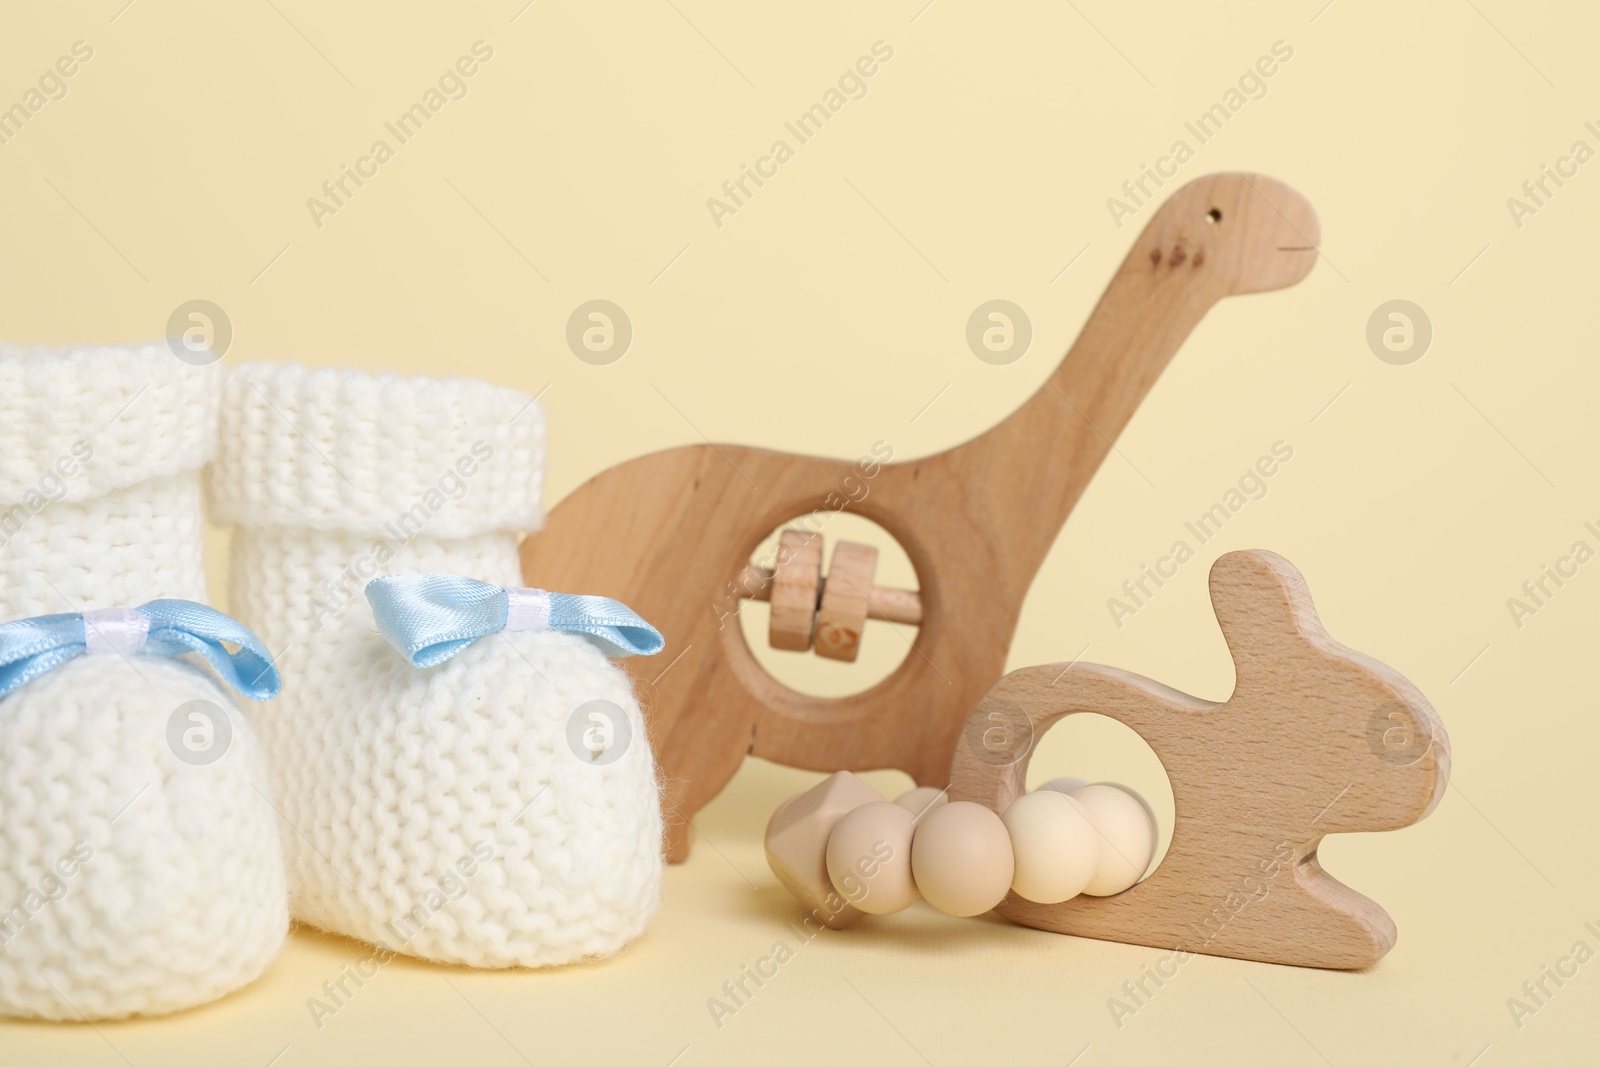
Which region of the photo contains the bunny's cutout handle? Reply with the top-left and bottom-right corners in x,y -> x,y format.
948,549 -> 1450,969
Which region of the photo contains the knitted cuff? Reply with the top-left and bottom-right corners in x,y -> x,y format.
0,342 -> 217,509
207,362 -> 545,540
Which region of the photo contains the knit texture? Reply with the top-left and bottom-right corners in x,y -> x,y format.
0,342 -> 216,510
0,343 -> 286,1021
0,474 -> 208,620
207,361 -> 545,539
212,363 -> 662,968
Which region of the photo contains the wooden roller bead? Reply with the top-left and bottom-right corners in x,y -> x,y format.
767,529 -> 822,651
814,541 -> 877,662
735,533 -> 925,654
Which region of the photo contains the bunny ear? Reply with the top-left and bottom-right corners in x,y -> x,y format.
1209,550 -> 1330,690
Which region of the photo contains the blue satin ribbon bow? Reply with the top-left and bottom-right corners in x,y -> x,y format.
0,600 -> 282,701
365,574 -> 664,667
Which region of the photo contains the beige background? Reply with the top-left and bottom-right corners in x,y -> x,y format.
2,0 -> 1597,1063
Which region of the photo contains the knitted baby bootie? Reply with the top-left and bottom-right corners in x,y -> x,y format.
207,363 -> 663,968
0,344 -> 287,1020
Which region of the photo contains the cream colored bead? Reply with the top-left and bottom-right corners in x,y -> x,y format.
826,801 -> 920,915
893,786 -> 948,819
909,801 -> 1014,917
1073,783 -> 1157,896
1035,775 -> 1091,796
1001,790 -> 1100,904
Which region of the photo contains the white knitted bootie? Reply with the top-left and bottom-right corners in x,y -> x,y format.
0,344 -> 287,1021
207,363 -> 663,968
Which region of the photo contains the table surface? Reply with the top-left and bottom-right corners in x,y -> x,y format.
2,750 -> 1592,1065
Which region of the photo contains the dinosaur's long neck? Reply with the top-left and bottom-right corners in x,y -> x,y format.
941,247 -> 1221,588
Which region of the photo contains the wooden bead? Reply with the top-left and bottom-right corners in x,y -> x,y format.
767,529 -> 821,651
815,540 -> 877,662
1072,783 -> 1157,896
893,786 -> 948,819
764,771 -> 883,929
1002,790 -> 1100,904
825,801 -> 919,915
910,801 -> 1014,917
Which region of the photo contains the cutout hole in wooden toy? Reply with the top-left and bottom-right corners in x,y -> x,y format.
1207,208 -> 1222,223
1024,711 -> 1176,881
737,512 -> 920,698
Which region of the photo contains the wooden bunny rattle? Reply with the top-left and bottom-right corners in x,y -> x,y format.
523,172 -> 1321,861
767,551 -> 1449,970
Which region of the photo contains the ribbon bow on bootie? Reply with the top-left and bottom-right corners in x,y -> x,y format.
0,601 -> 282,700
365,574 -> 664,666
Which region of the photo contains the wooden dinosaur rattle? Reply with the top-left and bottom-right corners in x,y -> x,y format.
948,550 -> 1450,969
521,172 -> 1320,861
